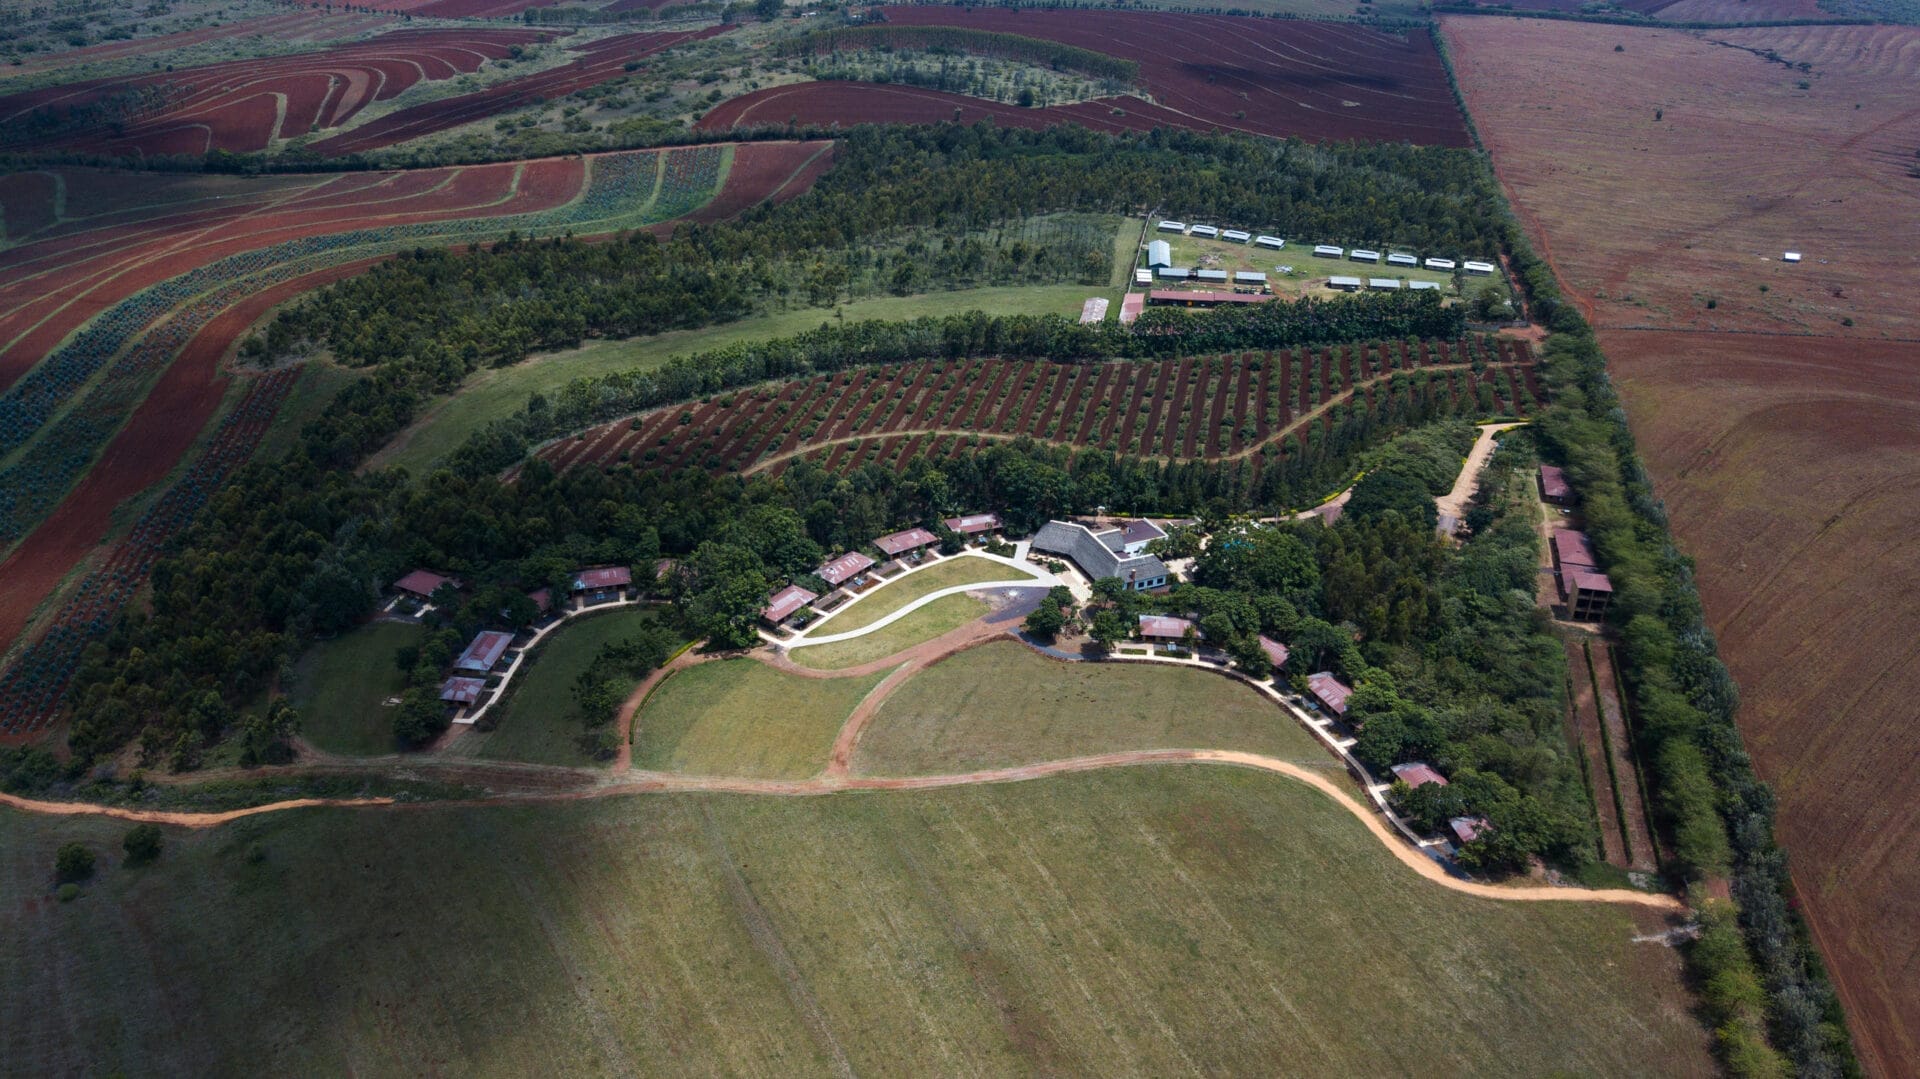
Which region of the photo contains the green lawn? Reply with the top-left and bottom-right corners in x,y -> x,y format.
790,593 -> 988,671
469,608 -> 679,768
632,659 -> 886,778
287,622 -> 423,756
0,769 -> 1713,1075
857,641 -> 1340,779
371,283 -> 1120,475
804,556 -> 1015,636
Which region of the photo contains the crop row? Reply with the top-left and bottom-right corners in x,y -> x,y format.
0,146 -> 724,545
536,337 -> 1539,479
0,368 -> 299,734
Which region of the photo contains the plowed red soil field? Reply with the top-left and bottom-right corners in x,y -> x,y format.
684,139 -> 835,224
0,28 -> 551,156
1445,16 -> 1920,1073
531,340 -> 1537,481
309,26 -> 728,156
869,9 -> 1469,146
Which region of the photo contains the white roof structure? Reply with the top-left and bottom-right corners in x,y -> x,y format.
1135,268 -> 1153,285
1146,239 -> 1172,267
1313,244 -> 1343,257
1463,260 -> 1497,275
1783,251 -> 1802,262
1195,268 -> 1229,282
1386,252 -> 1418,267
1254,235 -> 1286,249
1368,277 -> 1401,290
1328,275 -> 1363,290
1408,280 -> 1442,291
1220,229 -> 1251,243
1233,271 -> 1267,283
1190,225 -> 1219,238
1157,266 -> 1191,279
1349,248 -> 1381,262
1424,257 -> 1456,271
1157,220 -> 1186,233
1080,297 -> 1110,324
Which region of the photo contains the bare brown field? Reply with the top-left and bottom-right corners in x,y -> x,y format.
1444,18 -> 1920,339
1604,331 -> 1920,1071
1446,16 -> 1920,1072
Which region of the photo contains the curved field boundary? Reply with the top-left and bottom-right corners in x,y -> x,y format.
534,342 -> 1540,482
308,27 -> 730,156
0,29 -> 553,156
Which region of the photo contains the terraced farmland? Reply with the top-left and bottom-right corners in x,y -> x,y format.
532,337 -> 1539,480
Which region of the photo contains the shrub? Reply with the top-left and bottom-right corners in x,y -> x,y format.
122,824 -> 163,866
55,842 -> 95,882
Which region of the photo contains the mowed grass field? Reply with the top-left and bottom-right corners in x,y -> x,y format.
632,659 -> 885,777
790,593 -> 989,670
856,642 -> 1344,781
287,621 -> 422,756
805,555 -> 1013,636
468,608 -> 680,768
1,768 -> 1713,1075
370,282 -> 1125,475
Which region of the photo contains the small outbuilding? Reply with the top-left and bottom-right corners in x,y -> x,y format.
1146,239 -> 1173,268
455,630 -> 514,673
1220,229 -> 1251,243
1080,297 -> 1110,324
1190,224 -> 1219,239
1120,292 -> 1145,324
1327,276 -> 1363,292
817,551 -> 876,587
1391,762 -> 1448,789
1367,278 -> 1400,291
1424,257 -> 1457,272
1138,614 -> 1200,643
1307,671 -> 1353,717
762,584 -> 818,626
1134,268 -> 1153,286
1254,235 -> 1286,250
1349,248 -> 1381,263
1463,260 -> 1497,276
1157,220 -> 1186,234
1782,251 -> 1802,263
1313,244 -> 1344,258
1258,635 -> 1290,669
943,512 -> 1003,537
1386,252 -> 1418,268
1538,464 -> 1574,505
439,676 -> 488,705
1449,816 -> 1490,845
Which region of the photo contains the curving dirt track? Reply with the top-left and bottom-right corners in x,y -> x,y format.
308,27 -> 729,156
0,28 -> 552,157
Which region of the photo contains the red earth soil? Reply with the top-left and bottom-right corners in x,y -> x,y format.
308,26 -> 728,156
0,28 -> 552,156
683,139 -> 836,224
0,258 -> 380,660
0,11 -> 394,75
0,158 -> 586,390
868,8 -> 1469,146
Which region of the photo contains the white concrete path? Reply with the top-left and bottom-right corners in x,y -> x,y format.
786,551 -> 1058,650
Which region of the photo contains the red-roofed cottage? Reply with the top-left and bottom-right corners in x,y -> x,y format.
455,630 -> 514,673
1258,635 -> 1290,670
762,584 -> 818,626
393,570 -> 453,600
439,676 -> 488,706
817,552 -> 876,587
1138,614 -> 1199,643
1538,464 -> 1574,506
1391,762 -> 1448,789
1449,816 -> 1489,845
943,513 -> 1003,537
572,566 -> 631,596
875,527 -> 938,558
1307,671 -> 1353,717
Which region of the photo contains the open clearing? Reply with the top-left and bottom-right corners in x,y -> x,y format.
856,641 -> 1347,782
0,768 -> 1712,1075
805,555 -> 1012,636
287,621 -> 422,756
472,607 -> 678,768
632,659 -> 885,778
790,594 -> 991,671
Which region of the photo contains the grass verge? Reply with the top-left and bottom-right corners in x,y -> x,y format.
472,607 -> 681,768
790,593 -> 987,671
632,658 -> 886,778
287,622 -> 423,756
805,556 -> 1013,636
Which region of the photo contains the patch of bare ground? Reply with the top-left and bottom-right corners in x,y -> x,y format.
1606,329 -> 1920,1072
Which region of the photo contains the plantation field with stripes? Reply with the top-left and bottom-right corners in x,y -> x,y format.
533,337 -> 1539,481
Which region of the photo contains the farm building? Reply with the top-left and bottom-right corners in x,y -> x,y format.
1191,224 -> 1219,238
1307,671 -> 1353,716
1195,268 -> 1229,284
1386,252 -> 1419,268
817,551 -> 876,587
1312,244 -> 1344,258
1349,248 -> 1381,263
875,527 -> 938,558
1327,276 -> 1363,291
439,676 -> 487,706
1391,762 -> 1448,788
1147,289 -> 1270,307
1030,520 -> 1169,591
1463,260 -> 1497,276
1157,266 -> 1192,280
1408,280 -> 1442,291
1138,614 -> 1200,644
571,566 -> 630,598
1119,292 -> 1144,324
393,569 -> 454,600
1367,278 -> 1401,291
944,513 -> 1002,537
1254,235 -> 1286,250
1233,271 -> 1268,285
1424,257 -> 1457,271
1783,251 -> 1802,263
1258,635 -> 1289,669
1538,464 -> 1574,505
1146,239 -> 1172,268
1220,229 -> 1251,243
1080,297 -> 1110,324
455,630 -> 514,673
1550,529 -> 1613,621
1156,220 -> 1186,234
762,584 -> 818,626
1449,816 -> 1489,845
1134,269 -> 1153,286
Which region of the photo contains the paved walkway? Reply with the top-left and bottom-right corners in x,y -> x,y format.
781,551 -> 1057,651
